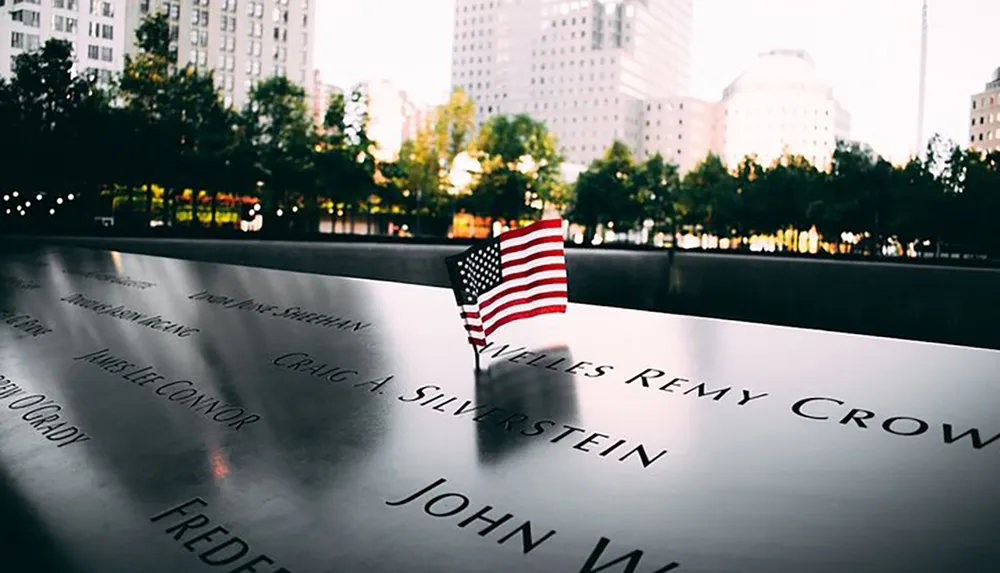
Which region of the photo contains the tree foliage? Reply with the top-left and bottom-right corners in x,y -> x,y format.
463,114 -> 564,222
566,137 -> 1000,256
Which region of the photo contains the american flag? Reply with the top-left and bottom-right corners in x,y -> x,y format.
446,218 -> 568,347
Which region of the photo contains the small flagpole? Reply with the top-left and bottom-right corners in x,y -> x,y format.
472,344 -> 482,372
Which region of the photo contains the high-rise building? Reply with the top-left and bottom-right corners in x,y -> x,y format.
400,91 -> 433,143
969,66 -> 1000,154
0,0 -> 127,83
347,80 -> 429,163
450,0 -> 693,166
310,69 -> 340,130
639,96 -> 721,173
125,0 -> 315,110
714,49 -> 850,171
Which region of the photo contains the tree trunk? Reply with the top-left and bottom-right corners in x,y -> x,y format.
211,192 -> 218,227
145,185 -> 153,227
191,191 -> 199,228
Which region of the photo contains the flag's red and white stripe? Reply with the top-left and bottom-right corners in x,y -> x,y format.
461,219 -> 567,345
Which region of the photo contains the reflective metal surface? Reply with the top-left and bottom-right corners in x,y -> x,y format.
0,245 -> 998,572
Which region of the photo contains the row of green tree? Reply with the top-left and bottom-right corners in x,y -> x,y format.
569,138 -> 1000,254
2,14 -> 999,256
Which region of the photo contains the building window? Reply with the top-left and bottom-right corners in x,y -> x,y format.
100,46 -> 112,62
101,23 -> 113,39
10,31 -> 24,49
87,44 -> 99,59
13,10 -> 42,27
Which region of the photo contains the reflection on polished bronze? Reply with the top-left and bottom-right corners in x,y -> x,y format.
0,244 -> 998,572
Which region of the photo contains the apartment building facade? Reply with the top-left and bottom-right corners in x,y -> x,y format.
2,1 -> 314,111
969,66 -> 1000,154
127,0 -> 315,110
0,0 -> 127,82
310,69 -> 341,130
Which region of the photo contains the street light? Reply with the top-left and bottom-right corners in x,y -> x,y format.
67,194 -> 74,200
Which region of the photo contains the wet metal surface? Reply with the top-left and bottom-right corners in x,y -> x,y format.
0,244 -> 998,572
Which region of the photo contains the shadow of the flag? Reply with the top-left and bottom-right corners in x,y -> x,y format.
472,344 -> 581,466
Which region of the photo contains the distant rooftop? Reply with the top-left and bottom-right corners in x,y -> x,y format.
760,49 -> 815,67
722,49 -> 826,99
988,66 -> 1000,89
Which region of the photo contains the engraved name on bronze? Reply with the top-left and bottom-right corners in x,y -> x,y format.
0,308 -> 52,338
267,351 -> 665,469
386,476 -> 681,572
61,269 -> 157,290
150,498 -> 290,572
399,384 -> 667,468
791,396 -> 1000,450
188,290 -> 371,332
73,348 -> 260,430
479,343 -> 771,409
60,293 -> 200,338
271,352 -> 392,393
386,477 -> 557,556
0,374 -> 91,448
0,274 -> 41,291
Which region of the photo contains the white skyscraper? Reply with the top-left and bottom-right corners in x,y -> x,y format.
0,0 -> 128,83
126,0 -> 315,110
450,0 -> 693,166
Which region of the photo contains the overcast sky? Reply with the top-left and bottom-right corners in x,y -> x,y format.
315,0 -> 1000,162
